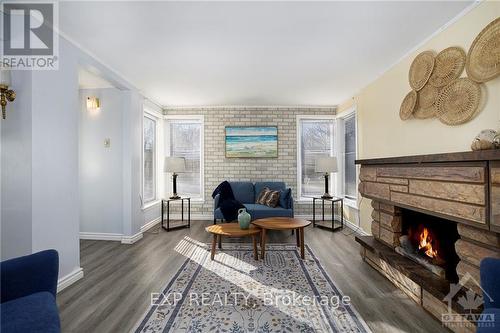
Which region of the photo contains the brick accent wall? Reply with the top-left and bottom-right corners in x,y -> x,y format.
164,106 -> 336,217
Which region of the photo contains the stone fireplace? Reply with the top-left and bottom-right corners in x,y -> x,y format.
355,150 -> 500,333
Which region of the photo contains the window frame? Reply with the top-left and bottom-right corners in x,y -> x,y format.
336,106 -> 358,208
142,112 -> 160,207
163,115 -> 205,201
296,115 -> 337,201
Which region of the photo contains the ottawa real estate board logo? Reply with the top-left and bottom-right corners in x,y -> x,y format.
1,1 -> 59,70
442,272 -> 495,330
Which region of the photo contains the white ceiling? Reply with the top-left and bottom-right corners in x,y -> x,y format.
60,1 -> 473,107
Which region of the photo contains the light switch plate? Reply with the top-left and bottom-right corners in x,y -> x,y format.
104,138 -> 111,148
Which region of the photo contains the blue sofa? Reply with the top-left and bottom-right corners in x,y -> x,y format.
1,250 -> 61,333
214,181 -> 293,222
477,257 -> 500,333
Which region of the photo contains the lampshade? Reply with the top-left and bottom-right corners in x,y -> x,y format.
315,156 -> 338,173
0,65 -> 11,86
164,157 -> 186,173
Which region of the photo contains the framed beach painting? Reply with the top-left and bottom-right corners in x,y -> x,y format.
225,126 -> 278,158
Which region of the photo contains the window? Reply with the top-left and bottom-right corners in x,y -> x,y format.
297,116 -> 335,198
165,117 -> 203,199
143,116 -> 157,204
343,113 -> 357,200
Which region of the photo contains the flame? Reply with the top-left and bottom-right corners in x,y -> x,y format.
418,227 -> 438,258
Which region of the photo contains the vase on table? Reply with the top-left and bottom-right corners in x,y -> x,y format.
237,208 -> 251,230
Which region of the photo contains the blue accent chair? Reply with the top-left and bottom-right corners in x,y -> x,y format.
477,257 -> 500,333
1,250 -> 61,333
213,181 -> 293,222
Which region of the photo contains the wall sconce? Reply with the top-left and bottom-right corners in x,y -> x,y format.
86,97 -> 100,111
0,66 -> 16,120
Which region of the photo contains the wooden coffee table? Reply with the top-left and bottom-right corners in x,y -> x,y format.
252,217 -> 311,259
205,223 -> 261,260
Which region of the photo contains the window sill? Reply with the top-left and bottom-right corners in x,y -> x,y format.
142,200 -> 161,211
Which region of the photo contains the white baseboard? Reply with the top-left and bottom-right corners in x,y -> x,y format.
343,218 -> 369,236
121,231 -> 143,244
140,217 -> 161,232
79,232 -> 123,241
57,267 -> 84,293
80,230 -> 145,244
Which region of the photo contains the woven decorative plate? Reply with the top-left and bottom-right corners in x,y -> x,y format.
400,90 -> 417,120
417,84 -> 439,109
409,51 -> 435,91
428,47 -> 466,88
414,105 -> 437,119
466,17 -> 500,83
435,78 -> 481,125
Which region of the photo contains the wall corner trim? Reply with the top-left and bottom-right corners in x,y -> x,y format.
57,267 -> 84,293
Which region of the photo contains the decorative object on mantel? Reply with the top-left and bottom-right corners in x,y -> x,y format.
414,84 -> 439,119
435,78 -> 481,125
399,90 -> 417,120
466,17 -> 500,83
428,47 -> 466,88
471,129 -> 499,151
408,50 -> 435,91
495,132 -> 500,148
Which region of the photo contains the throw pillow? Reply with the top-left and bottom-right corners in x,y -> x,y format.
256,187 -> 281,208
256,187 -> 271,204
279,188 -> 291,208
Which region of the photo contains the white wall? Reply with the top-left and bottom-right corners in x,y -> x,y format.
1,71 -> 33,259
30,38 -> 81,279
1,38 -> 82,279
79,88 -> 124,234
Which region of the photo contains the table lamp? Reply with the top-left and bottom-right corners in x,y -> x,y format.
315,157 -> 338,199
164,157 -> 186,199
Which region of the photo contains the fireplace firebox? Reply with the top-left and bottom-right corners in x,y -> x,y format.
398,209 -> 460,282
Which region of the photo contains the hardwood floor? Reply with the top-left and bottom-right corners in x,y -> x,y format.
58,221 -> 448,333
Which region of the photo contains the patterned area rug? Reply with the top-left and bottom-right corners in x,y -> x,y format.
135,238 -> 371,333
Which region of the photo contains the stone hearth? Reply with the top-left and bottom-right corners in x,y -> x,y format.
356,150 -> 500,333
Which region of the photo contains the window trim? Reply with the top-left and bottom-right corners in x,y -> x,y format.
336,106 -> 358,208
164,115 -> 205,201
296,115 -> 337,201
142,112 -> 159,206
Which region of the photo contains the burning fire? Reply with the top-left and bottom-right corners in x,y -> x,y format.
418,227 -> 438,258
